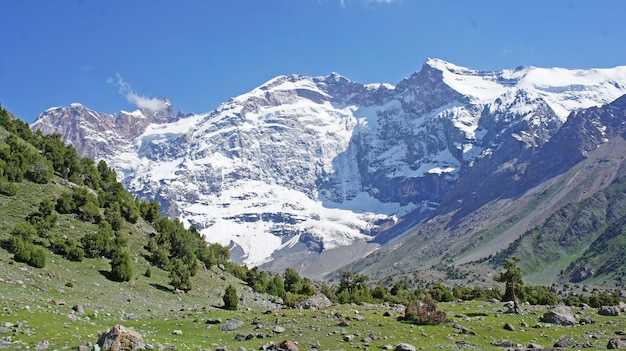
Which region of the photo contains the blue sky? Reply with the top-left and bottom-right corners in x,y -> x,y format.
2,0 -> 625,123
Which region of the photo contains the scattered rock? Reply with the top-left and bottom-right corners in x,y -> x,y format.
343,335 -> 354,342
503,322 -> 515,331
527,343 -> 544,348
0,327 -> 9,334
553,338 -> 570,348
618,301 -> 626,312
34,340 -> 49,351
599,306 -> 621,316
453,323 -> 476,335
579,316 -> 595,325
337,320 -> 350,327
383,311 -> 392,317
382,345 -> 393,350
206,318 -> 221,325
219,319 -> 243,331
97,325 -> 145,351
539,306 -> 576,326
491,340 -> 513,348
273,326 -> 285,334
394,343 -> 416,351
608,337 -> 626,349
171,330 -> 182,335
72,304 -> 84,314
278,340 -> 298,351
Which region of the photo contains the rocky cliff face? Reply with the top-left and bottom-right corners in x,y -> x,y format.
31,59 -> 626,275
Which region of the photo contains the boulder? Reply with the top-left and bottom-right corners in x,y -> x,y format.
278,340 -> 298,351
34,340 -> 49,351
539,306 -> 576,326
219,319 -> 243,331
72,304 -> 84,314
608,337 -> 626,349
503,322 -> 515,331
599,306 -> 621,316
553,338 -> 570,348
491,340 -> 513,347
394,343 -> 416,351
97,325 -> 145,351
295,294 -> 332,310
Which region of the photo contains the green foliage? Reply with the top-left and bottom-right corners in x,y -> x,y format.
11,221 -> 37,242
5,236 -> 46,268
28,246 -> 47,268
494,257 -> 523,302
81,222 -> 113,258
223,284 -> 239,310
54,238 -> 84,262
169,258 -> 193,292
0,180 -> 17,196
144,267 -> 152,278
336,270 -> 371,304
110,248 -> 133,282
429,283 -> 454,302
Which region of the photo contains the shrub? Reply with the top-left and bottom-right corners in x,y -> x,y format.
110,248 -> 133,282
402,298 -> 447,325
28,247 -> 47,268
223,284 -> 239,310
0,181 -> 17,196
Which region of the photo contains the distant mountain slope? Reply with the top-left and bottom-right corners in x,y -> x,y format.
31,59 -> 626,278
342,95 -> 626,286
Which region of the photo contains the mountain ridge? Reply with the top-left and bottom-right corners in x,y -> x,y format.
31,59 -> 626,278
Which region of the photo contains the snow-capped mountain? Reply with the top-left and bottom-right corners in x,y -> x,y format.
31,59 -> 626,275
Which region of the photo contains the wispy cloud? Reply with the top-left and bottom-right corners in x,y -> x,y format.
336,0 -> 399,7
109,74 -> 167,112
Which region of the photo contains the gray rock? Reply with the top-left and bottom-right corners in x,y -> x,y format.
527,343 -> 544,348
599,306 -> 621,316
491,340 -> 513,347
503,322 -> 515,331
295,294 -> 332,310
343,335 -> 354,342
608,337 -> 626,349
278,340 -> 298,351
539,305 -> 576,326
97,325 -> 145,351
219,319 -> 244,331
34,340 -> 49,351
0,328 -> 9,334
273,326 -> 285,333
394,343 -> 416,351
72,304 -> 84,314
553,338 -> 570,348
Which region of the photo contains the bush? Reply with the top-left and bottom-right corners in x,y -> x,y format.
0,181 -> 17,196
223,284 -> 239,310
110,248 -> 133,282
402,298 -> 447,325
28,247 -> 47,268
54,238 -> 84,262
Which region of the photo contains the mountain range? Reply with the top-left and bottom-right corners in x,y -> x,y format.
31,59 -> 626,282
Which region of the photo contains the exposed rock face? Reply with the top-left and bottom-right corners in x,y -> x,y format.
96,325 -> 145,351
539,306 -> 576,326
31,60 -> 626,275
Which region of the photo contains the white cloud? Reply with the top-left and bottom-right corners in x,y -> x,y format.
112,74 -> 168,112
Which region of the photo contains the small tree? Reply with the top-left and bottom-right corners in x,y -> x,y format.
110,248 -> 133,282
494,257 -> 523,310
223,284 -> 239,310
